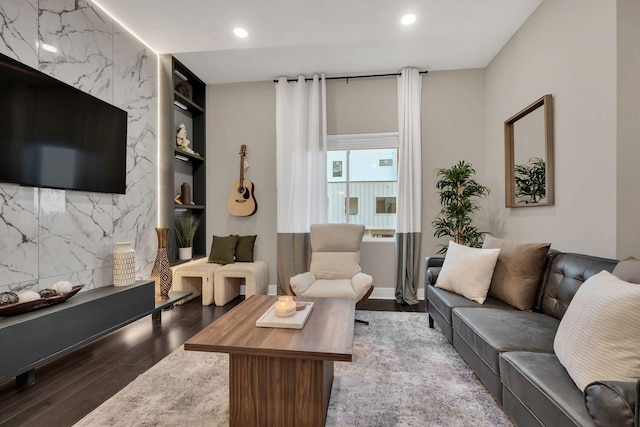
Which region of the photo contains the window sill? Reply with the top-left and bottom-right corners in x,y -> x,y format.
362,236 -> 395,243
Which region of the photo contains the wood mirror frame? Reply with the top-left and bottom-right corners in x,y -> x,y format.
505,94 -> 554,207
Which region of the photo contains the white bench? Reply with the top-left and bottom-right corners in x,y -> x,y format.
172,259 -> 219,305
214,261 -> 269,306
172,259 -> 269,306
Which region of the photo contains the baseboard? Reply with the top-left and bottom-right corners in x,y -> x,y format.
371,287 -> 425,300
241,285 -> 424,300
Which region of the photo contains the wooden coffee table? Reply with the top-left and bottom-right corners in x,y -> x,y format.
184,295 -> 355,427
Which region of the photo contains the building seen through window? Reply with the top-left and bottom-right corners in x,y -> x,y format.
327,133 -> 398,238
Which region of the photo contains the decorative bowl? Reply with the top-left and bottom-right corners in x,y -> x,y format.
0,285 -> 84,317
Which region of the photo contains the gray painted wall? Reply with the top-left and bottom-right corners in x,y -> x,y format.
484,0 -> 635,259
616,0 -> 640,259
205,72 -> 487,295
206,82 -> 278,288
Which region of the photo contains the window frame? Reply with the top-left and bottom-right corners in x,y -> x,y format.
327,132 -> 399,240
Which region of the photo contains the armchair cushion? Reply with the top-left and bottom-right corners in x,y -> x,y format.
310,223 -> 364,252
289,272 -> 317,295
289,223 -> 373,305
352,272 -> 374,301
310,252 -> 361,279
300,279 -> 357,299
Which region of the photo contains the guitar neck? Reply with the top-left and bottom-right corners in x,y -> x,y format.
238,154 -> 244,184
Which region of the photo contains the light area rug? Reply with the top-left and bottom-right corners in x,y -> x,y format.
74,311 -> 513,427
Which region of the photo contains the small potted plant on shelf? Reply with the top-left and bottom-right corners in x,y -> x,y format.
174,215 -> 200,260
432,160 -> 490,253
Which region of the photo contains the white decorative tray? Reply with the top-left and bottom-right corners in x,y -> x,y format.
256,302 -> 315,329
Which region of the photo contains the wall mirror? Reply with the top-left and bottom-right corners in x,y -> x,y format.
505,94 -> 554,207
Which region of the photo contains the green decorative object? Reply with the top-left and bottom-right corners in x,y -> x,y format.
175,215 -> 200,260
514,157 -> 546,205
175,215 -> 200,249
432,161 -> 490,254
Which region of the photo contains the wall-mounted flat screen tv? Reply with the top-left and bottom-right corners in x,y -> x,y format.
0,52 -> 128,194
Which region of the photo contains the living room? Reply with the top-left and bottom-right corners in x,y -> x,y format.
0,0 -> 638,426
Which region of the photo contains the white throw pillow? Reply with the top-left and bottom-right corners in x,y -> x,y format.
435,241 -> 500,304
554,270 -> 640,391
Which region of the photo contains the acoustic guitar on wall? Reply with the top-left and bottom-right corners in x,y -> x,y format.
228,144 -> 257,216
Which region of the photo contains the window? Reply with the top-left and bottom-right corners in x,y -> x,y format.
332,160 -> 343,178
345,197 -> 358,215
376,196 -> 396,214
327,133 -> 398,238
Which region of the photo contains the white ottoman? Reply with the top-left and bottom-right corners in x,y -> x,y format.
214,261 -> 269,306
172,258 -> 221,305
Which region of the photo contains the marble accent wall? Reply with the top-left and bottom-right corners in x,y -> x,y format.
0,0 -> 158,294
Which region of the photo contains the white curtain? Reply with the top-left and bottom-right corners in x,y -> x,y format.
395,68 -> 423,305
275,74 -> 327,293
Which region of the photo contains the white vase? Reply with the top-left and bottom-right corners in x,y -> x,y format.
113,242 -> 136,286
178,247 -> 192,260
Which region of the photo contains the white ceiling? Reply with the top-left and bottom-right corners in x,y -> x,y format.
93,0 -> 542,84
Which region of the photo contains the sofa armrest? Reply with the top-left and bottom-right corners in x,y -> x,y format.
424,256 -> 445,287
584,380 -> 638,427
425,256 -> 445,269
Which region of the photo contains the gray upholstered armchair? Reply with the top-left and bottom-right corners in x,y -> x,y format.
289,223 -> 374,306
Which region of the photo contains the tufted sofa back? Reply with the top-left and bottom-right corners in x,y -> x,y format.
539,252 -> 618,320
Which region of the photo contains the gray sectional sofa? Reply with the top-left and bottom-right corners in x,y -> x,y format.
425,250 -> 639,427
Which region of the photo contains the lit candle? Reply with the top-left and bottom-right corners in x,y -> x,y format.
274,296 -> 296,317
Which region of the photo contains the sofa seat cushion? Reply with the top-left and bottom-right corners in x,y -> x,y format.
453,308 -> 558,374
500,352 -> 596,427
428,286 -> 513,326
429,285 -> 514,344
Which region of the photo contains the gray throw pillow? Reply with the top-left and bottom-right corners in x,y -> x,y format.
612,257 -> 640,284
482,235 -> 550,311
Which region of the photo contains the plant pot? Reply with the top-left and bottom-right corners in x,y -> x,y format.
178,247 -> 192,260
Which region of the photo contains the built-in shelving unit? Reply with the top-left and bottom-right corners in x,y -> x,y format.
159,55 -> 207,263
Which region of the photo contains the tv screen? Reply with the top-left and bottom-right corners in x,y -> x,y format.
0,52 -> 128,194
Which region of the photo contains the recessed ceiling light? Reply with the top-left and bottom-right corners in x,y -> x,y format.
234,28 -> 248,38
401,14 -> 416,26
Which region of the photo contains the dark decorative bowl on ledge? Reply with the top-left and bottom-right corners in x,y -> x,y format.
0,286 -> 84,317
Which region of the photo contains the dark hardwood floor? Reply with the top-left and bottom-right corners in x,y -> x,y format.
0,297 -> 425,427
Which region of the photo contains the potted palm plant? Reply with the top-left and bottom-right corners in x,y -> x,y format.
432,161 -> 490,253
174,215 -> 200,260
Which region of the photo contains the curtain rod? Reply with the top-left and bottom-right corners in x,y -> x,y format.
274,70 -> 428,83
